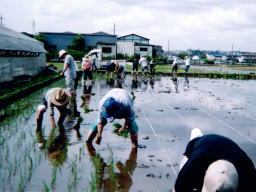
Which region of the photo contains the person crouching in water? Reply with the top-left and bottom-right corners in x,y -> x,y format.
36,88 -> 70,129
86,88 -> 139,148
173,128 -> 256,192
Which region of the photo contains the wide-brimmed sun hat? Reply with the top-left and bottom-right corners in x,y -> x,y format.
59,49 -> 67,58
101,97 -> 117,118
202,160 -> 238,192
51,88 -> 70,106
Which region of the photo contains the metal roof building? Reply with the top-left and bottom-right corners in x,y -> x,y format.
40,31 -> 117,51
0,25 -> 47,82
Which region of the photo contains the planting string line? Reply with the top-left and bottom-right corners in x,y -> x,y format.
157,73 -> 256,143
183,79 -> 256,143
123,76 -> 178,176
189,101 -> 256,144
141,109 -> 177,176
235,110 -> 256,121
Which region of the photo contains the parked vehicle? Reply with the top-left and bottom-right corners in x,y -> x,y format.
86,49 -> 127,71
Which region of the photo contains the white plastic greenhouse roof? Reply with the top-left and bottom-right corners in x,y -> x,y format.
0,25 -> 46,53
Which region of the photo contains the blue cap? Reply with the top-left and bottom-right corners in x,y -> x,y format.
101,97 -> 117,118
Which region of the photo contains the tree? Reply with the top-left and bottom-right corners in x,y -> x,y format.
70,34 -> 85,51
178,52 -> 188,59
34,33 -> 47,46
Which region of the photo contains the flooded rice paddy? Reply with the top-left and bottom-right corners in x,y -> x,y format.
0,75 -> 256,192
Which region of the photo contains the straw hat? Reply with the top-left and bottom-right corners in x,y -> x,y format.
51,88 -> 70,106
202,160 -> 238,192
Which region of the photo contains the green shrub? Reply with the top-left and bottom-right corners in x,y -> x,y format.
67,49 -> 88,60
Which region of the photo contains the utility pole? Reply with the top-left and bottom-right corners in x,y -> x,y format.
168,39 -> 170,53
232,43 -> 234,64
0,15 -> 5,25
32,20 -> 35,34
114,23 -> 115,35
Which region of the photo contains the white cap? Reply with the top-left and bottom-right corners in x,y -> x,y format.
202,160 -> 238,192
58,49 -> 67,58
190,128 -> 203,140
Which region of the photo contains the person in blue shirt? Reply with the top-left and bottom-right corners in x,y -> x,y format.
86,88 -> 139,148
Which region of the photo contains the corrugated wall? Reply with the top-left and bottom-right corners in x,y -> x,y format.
117,42 -> 135,57
0,54 -> 46,82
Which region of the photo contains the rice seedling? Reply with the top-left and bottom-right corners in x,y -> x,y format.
42,181 -> 50,192
28,154 -> 34,181
112,122 -> 129,138
18,173 -> 25,192
88,171 -> 97,192
51,165 -> 58,189
107,146 -> 120,190
88,153 -> 104,192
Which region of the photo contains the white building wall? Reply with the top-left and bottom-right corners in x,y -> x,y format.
117,42 -> 135,57
135,45 -> 153,57
96,44 -> 116,58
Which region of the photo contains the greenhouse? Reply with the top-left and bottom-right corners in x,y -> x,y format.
0,25 -> 47,82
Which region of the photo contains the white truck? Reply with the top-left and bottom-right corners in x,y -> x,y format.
85,49 -> 129,71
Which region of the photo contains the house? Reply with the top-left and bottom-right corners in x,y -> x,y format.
117,34 -> 163,57
40,31 -> 117,58
0,25 -> 47,82
239,53 -> 256,63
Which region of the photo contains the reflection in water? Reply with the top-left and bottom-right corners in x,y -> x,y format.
131,75 -> 139,89
141,76 -> 148,91
106,78 -> 115,87
87,144 -> 137,192
114,79 -> 123,88
183,75 -> 190,91
36,96 -> 82,165
149,76 -> 155,89
36,125 -> 68,166
172,76 -> 179,93
106,77 -> 123,89
81,84 -> 93,114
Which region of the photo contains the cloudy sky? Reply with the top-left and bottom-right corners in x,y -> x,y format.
1,0 -> 256,52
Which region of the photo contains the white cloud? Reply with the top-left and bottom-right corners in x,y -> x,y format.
1,0 -> 256,51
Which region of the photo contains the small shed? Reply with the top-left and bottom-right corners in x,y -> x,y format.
0,25 -> 47,82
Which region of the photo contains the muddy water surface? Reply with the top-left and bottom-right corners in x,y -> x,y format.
0,76 -> 256,192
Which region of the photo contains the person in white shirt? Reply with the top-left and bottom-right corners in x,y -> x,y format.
59,50 -> 77,95
139,56 -> 148,75
184,56 -> 190,72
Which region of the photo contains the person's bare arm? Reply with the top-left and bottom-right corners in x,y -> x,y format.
95,123 -> 104,145
60,63 -> 69,76
118,119 -> 131,133
49,115 -> 56,128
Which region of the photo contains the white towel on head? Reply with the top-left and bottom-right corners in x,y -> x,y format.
190,128 -> 203,140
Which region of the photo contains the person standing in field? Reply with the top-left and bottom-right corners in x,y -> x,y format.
59,50 -> 77,95
139,56 -> 148,75
81,56 -> 93,85
184,56 -> 190,73
171,56 -> 179,75
132,57 -> 139,75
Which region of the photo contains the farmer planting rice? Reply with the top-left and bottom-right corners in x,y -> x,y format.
86,88 -> 139,148
36,88 -> 71,129
173,128 -> 256,192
